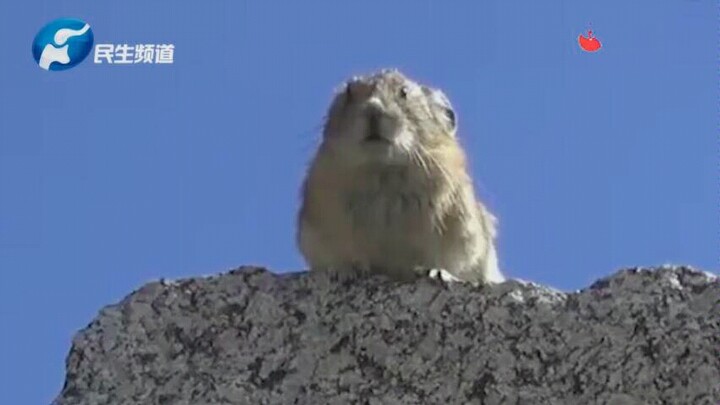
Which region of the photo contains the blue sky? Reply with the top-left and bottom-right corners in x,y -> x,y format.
0,1 -> 716,403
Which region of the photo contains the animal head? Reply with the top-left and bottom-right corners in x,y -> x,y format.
321,69 -> 458,167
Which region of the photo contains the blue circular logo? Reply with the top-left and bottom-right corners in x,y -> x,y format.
32,18 -> 94,71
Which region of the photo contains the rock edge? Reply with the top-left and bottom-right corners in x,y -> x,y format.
54,266 -> 719,405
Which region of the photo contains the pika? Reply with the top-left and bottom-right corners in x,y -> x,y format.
297,69 -> 504,286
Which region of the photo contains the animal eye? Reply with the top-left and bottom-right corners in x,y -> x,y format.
444,107 -> 456,130
399,86 -> 409,99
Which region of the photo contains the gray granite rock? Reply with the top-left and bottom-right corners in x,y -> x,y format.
54,266 -> 719,405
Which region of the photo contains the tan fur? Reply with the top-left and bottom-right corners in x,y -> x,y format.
297,69 -> 504,285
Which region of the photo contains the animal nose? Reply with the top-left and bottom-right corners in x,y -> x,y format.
365,95 -> 383,112
363,97 -> 389,141
366,105 -> 383,140
365,96 -> 384,122
368,108 -> 380,131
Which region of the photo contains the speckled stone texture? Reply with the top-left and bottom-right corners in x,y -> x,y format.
54,266 -> 719,405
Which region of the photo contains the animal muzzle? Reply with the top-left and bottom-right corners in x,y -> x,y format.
364,105 -> 393,143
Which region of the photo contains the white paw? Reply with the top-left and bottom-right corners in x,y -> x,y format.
427,268 -> 463,284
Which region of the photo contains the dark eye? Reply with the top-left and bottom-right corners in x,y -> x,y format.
444,107 -> 456,129
399,86 -> 409,99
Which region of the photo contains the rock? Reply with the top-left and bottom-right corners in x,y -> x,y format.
53,266 -> 719,405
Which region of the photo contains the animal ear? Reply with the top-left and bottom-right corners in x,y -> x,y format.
423,86 -> 457,133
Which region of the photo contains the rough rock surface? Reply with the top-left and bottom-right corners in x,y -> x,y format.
54,266 -> 719,405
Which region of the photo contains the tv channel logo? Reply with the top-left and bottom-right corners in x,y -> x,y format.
32,18 -> 94,71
